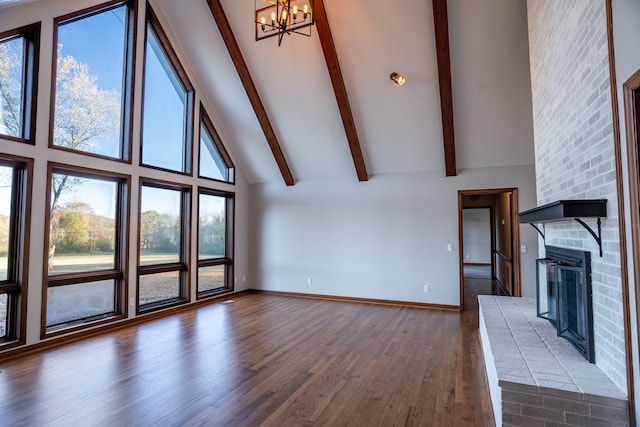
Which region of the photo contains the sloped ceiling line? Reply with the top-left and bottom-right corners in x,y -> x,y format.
432,0 -> 457,177
315,0 -> 369,182
205,0 -> 296,186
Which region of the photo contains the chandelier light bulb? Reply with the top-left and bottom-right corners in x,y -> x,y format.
293,5 -> 298,20
271,11 -> 276,25
303,4 -> 309,18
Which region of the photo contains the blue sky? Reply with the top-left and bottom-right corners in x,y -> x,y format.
57,4 -> 188,171
141,27 -> 186,172
141,185 -> 180,216
54,175 -> 117,219
57,6 -> 126,93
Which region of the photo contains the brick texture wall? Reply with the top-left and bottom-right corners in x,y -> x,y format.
527,1 -> 627,392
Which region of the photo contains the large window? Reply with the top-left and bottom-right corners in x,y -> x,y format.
140,6 -> 194,174
199,105 -> 234,183
197,189 -> 233,297
0,156 -> 31,347
0,23 -> 40,143
50,1 -> 136,160
0,1 -> 244,345
44,164 -> 128,334
138,180 -> 190,311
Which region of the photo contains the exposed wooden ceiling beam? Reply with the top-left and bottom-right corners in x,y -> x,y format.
205,0 -> 295,186
432,0 -> 457,177
314,0 -> 369,182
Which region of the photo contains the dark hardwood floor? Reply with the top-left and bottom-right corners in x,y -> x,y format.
0,281 -> 498,426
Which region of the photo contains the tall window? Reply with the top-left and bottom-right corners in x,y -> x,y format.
50,1 -> 136,160
0,156 -> 31,347
138,180 -> 190,311
198,189 -> 233,297
140,6 -> 194,174
0,23 -> 40,143
199,105 -> 234,183
44,164 -> 128,333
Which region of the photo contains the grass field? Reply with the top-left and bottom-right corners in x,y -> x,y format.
0,253 -> 226,331
48,252 -> 180,273
0,294 -> 6,337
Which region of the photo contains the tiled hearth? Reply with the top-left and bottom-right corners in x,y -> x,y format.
478,296 -> 629,426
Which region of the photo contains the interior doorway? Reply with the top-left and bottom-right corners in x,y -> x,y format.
458,188 -> 521,311
462,207 -> 493,279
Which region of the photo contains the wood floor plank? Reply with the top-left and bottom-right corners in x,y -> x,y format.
0,282 -> 497,426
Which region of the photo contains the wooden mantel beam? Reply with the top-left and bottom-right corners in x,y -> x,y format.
206,0 -> 295,186
314,0 -> 369,182
432,0 -> 457,177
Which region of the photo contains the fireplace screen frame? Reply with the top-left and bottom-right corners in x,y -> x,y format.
536,246 -> 594,363
557,265 -> 595,362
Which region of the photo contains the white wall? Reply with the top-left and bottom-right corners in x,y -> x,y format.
449,0 -> 535,171
462,209 -> 492,264
250,165 -> 538,306
612,0 -> 640,419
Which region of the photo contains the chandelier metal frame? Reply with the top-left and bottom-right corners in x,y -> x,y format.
255,0 -> 315,46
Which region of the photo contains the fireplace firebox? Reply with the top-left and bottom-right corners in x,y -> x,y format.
536,246 -> 594,362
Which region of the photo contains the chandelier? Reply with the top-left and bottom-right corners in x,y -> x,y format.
255,0 -> 315,46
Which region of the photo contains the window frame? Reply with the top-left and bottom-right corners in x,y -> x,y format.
42,162 -> 130,337
139,4 -> 195,176
198,104 -> 235,184
48,0 -> 138,163
0,154 -> 32,349
137,178 -> 191,313
0,22 -> 40,144
197,187 -> 234,299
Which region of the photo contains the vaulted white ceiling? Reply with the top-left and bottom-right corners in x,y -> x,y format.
1,0 -> 535,185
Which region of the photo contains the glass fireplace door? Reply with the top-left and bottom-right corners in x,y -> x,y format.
557,265 -> 595,362
536,259 -> 558,324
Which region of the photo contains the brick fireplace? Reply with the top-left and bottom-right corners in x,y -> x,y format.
527,0 -> 628,391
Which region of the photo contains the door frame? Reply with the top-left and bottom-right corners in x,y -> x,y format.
458,188 -> 521,311
624,67 -> 640,424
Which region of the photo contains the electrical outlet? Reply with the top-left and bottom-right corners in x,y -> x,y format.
129,297 -> 135,306
447,244 -> 453,252
424,285 -> 429,293
234,276 -> 238,284
521,244 -> 527,253
307,277 -> 312,285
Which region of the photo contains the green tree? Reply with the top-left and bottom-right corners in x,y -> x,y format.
199,213 -> 225,257
0,215 -> 9,257
141,210 -> 179,252
0,167 -> 12,259
50,202 -> 115,255
55,210 -> 90,253
140,210 -> 160,250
